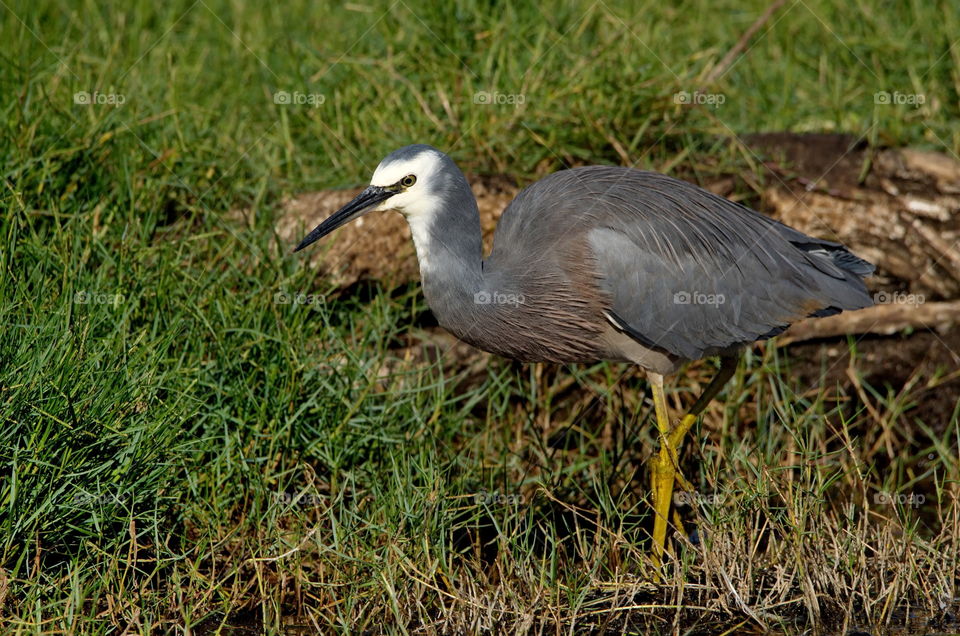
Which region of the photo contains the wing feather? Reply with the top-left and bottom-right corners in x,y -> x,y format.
489,166 -> 874,360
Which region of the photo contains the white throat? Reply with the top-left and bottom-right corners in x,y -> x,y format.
406,212 -> 438,274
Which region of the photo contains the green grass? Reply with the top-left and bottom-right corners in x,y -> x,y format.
2,0 -> 959,633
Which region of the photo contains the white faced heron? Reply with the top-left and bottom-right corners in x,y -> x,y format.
295,144 -> 874,568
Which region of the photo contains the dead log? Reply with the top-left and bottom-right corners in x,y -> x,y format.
780,300 -> 960,345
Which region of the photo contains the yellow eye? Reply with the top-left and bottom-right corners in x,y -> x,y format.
400,175 -> 416,188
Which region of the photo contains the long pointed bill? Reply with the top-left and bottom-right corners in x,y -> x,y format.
294,185 -> 394,252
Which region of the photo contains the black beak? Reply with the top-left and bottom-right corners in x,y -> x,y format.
294,185 -> 394,252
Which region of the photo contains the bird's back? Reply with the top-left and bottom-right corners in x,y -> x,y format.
483,166 -> 873,365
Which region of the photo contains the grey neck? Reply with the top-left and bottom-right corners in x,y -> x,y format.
406,183 -> 486,343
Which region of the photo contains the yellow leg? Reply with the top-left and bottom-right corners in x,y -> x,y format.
648,372 -> 674,570
670,414 -> 697,456
647,356 -> 740,571
649,380 -> 696,569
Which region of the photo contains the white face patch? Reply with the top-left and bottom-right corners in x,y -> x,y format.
370,150 -> 444,220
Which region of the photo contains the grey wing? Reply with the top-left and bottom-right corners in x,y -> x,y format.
574,169 -> 874,360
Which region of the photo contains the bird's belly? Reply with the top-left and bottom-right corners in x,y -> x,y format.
444,314 -> 608,364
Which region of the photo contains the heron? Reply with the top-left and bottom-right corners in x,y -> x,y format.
294,144 -> 874,568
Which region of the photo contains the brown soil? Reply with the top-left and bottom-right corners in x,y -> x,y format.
785,330 -> 960,431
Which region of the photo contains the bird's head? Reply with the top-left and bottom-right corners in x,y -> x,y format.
294,144 -> 452,252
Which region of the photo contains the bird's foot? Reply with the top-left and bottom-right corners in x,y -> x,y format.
649,413 -> 699,572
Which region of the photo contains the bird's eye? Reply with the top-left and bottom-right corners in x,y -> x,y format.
400,175 -> 416,188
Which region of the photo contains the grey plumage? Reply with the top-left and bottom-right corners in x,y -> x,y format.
296,145 -> 874,374
505,167 -> 873,362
